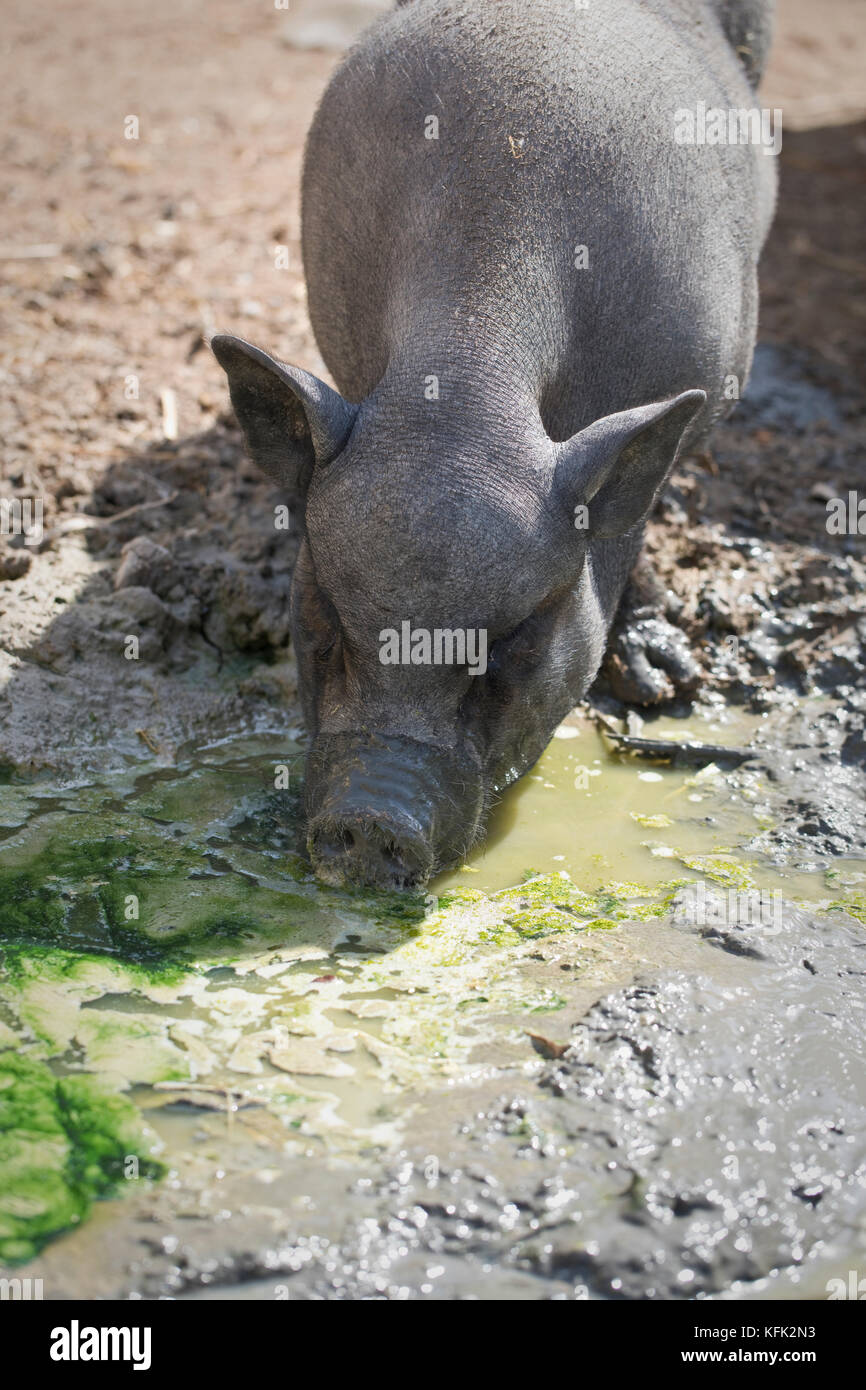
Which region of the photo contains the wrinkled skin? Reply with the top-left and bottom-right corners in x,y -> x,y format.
213,0 -> 776,889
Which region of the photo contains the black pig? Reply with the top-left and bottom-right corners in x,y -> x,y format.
214,0 -> 777,888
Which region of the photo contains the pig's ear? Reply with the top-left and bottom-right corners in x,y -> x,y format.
211,335 -> 357,501
554,389 -> 706,538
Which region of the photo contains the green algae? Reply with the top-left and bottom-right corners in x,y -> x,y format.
0,831 -> 235,970
676,853 -> 756,890
490,871 -> 690,934
826,892 -> 866,925
501,906 -> 576,937
0,813 -> 429,978
0,1052 -> 163,1265
630,812 -> 674,829
528,991 -> 568,1013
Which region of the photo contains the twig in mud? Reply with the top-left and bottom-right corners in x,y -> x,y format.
594,714 -> 755,767
51,491 -> 179,537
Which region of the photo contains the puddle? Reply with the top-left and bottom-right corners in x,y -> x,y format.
436,708 -> 764,894
436,707 -> 860,902
1,709 -> 863,1268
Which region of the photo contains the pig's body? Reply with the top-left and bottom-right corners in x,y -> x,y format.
214,0 -> 776,888
304,0 -> 775,430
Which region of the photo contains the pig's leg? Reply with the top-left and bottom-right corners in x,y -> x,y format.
603,555 -> 702,705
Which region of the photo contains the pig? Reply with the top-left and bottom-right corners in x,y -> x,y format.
213,0 -> 777,889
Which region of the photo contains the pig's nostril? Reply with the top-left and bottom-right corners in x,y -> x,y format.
380,837 -> 412,878
314,826 -> 353,861
309,818 -> 431,890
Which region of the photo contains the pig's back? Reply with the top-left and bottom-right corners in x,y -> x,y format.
302,0 -> 776,434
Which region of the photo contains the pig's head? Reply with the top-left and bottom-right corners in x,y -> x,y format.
213,335 -> 704,889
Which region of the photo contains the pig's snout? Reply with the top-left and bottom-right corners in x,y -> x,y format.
310,817 -> 432,891
305,733 -> 480,891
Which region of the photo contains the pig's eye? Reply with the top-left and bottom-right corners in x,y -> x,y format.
487,614 -> 538,672
314,630 -> 340,662
299,585 -> 341,662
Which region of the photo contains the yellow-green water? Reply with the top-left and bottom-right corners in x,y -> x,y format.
436,708 -> 840,901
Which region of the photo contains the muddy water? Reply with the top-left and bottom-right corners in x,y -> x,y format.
1,707 -> 864,1288
437,712 -> 758,894
437,708 -> 849,900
